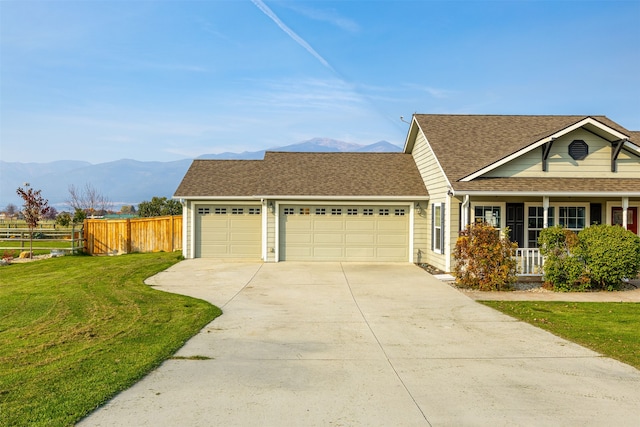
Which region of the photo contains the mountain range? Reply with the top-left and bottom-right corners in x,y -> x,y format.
1,139 -> 401,210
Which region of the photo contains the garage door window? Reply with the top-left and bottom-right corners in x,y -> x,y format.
379,209 -> 390,216
232,208 -> 244,214
395,209 -> 405,216
284,208 -> 294,215
316,208 -> 326,215
249,208 -> 261,215
347,208 -> 358,216
215,207 -> 227,214
198,207 -> 210,215
331,208 -> 342,215
300,208 -> 310,215
363,209 -> 373,216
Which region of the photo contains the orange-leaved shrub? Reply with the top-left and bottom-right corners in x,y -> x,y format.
453,222 -> 518,291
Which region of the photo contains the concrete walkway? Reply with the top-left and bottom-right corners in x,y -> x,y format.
79,261 -> 640,426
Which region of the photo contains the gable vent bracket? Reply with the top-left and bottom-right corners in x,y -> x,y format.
611,139 -> 626,172
541,138 -> 555,172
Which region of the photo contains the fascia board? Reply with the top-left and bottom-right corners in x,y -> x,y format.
172,196 -> 259,201
253,195 -> 429,201
460,117 -> 631,182
402,116 -> 420,153
623,140 -> 640,155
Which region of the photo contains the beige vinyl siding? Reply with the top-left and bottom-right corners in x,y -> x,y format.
485,129 -> 640,178
413,207 -> 429,264
266,201 -> 276,262
184,201 -> 193,258
411,131 -> 449,271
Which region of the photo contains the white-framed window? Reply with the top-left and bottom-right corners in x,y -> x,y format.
394,208 -> 406,216
474,205 -> 501,228
432,203 -> 445,253
249,207 -> 261,215
315,208 -> 326,215
283,208 -> 294,215
214,207 -> 227,215
379,208 -> 389,216
231,208 -> 244,215
197,207 -> 210,215
299,208 -> 310,215
331,208 -> 342,216
558,206 -> 586,232
347,208 -> 358,216
526,206 -> 555,248
363,208 -> 373,216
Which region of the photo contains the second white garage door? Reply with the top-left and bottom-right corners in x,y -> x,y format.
279,205 -> 409,261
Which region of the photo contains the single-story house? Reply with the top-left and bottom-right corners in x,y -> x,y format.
174,115 -> 640,273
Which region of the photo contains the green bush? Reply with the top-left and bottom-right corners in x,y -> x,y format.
538,226 -> 589,291
453,222 -> 518,291
576,225 -> 640,291
539,225 -> 640,291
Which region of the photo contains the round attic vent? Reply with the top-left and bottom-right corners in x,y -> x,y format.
569,140 -> 588,160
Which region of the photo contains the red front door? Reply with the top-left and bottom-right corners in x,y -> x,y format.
612,207 -> 638,234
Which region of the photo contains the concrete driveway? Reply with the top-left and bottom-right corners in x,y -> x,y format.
79,261 -> 640,426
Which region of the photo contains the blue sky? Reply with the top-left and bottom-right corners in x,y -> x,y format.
1,0 -> 639,164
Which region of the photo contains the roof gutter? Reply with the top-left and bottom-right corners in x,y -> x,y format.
451,190 -> 640,198
253,195 -> 429,201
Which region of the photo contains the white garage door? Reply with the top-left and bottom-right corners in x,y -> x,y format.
279,205 -> 409,261
195,205 -> 261,258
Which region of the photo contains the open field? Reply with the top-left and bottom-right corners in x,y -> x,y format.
482,300 -> 640,369
0,252 -> 221,427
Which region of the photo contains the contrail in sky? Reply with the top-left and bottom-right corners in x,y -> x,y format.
251,0 -> 335,72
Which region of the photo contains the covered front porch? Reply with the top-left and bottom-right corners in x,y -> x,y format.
457,194 -> 640,277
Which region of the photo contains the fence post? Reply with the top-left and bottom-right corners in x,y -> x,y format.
126,219 -> 132,254
170,215 -> 175,252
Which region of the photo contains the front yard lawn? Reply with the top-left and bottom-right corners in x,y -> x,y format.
481,301 -> 640,369
0,252 -> 221,427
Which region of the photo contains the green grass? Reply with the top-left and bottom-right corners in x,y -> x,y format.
0,252 -> 221,427
481,301 -> 640,369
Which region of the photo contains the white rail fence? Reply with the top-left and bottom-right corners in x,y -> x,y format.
515,248 -> 544,276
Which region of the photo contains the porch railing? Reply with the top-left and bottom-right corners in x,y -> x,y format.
515,248 -> 544,276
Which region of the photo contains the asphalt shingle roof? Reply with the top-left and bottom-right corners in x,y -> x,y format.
412,114 -> 639,193
174,152 -> 428,198
413,114 -> 635,182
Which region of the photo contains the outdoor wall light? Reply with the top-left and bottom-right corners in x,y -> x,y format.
268,201 -> 275,213
415,203 -> 423,215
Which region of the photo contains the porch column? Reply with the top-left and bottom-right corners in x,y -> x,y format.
622,197 -> 629,229
543,196 -> 550,228
461,195 -> 470,230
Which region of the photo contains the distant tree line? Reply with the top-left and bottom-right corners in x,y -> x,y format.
138,197 -> 182,217
2,182 -> 181,226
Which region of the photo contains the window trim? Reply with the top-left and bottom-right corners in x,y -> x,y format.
432,202 -> 445,254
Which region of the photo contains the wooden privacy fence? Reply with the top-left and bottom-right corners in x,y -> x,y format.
84,215 -> 182,255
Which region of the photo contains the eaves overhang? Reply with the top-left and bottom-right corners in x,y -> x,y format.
451,190 -> 640,198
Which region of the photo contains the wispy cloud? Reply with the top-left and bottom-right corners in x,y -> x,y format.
283,4 -> 360,33
250,0 -> 334,72
403,84 -> 458,99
